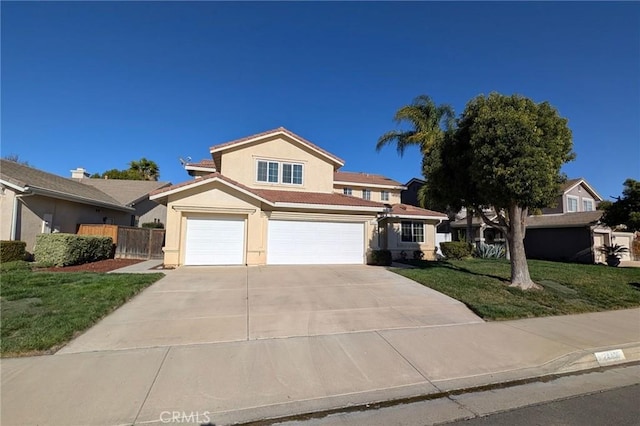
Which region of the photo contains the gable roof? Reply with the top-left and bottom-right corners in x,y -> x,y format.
209,127 -> 345,167
405,177 -> 426,187
334,171 -> 406,189
0,159 -> 133,212
526,211 -> 603,228
561,178 -> 603,201
150,172 -> 384,211
77,178 -> 171,206
385,204 -> 447,220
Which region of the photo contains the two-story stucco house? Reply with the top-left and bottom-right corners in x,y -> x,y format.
150,127 -> 447,266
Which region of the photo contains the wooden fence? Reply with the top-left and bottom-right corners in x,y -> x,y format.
78,224 -> 165,260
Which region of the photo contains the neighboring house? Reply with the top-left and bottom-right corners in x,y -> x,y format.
448,178 -> 633,263
150,127 -> 447,266
70,168 -> 170,227
0,160 -> 133,252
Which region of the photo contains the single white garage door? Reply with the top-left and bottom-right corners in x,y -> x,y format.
184,217 -> 244,265
268,220 -> 364,265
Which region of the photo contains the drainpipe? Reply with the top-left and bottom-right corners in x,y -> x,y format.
11,189 -> 35,240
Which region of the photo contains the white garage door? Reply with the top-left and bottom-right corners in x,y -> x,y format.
268,220 -> 364,265
184,217 -> 244,265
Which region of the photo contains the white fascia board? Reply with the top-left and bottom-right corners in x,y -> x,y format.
185,165 -> 216,173
0,179 -> 27,192
273,202 -> 383,213
334,181 -> 407,190
563,179 -> 603,201
381,214 -> 446,221
210,130 -> 345,167
149,176 -> 274,206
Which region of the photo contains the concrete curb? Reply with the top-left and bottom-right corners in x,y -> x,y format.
219,345 -> 640,426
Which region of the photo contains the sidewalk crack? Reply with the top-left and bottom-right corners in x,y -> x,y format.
133,346 -> 171,424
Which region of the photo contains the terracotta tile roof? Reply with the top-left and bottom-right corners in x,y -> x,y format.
150,172 -> 385,208
0,159 -> 132,211
387,204 -> 447,218
185,159 -> 216,169
334,171 -> 404,187
252,188 -> 385,208
78,178 -> 171,205
208,127 -> 345,166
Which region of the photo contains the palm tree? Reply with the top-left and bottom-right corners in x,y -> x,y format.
376,95 -> 455,156
129,158 -> 160,181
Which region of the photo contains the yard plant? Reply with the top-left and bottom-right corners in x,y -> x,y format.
0,263 -> 163,356
394,259 -> 640,320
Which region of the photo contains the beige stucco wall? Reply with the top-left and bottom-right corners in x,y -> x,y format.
0,187 -> 17,241
161,179 -> 381,266
333,185 -> 401,204
0,191 -> 130,252
382,218 -> 439,260
162,180 -> 265,267
217,135 -> 335,193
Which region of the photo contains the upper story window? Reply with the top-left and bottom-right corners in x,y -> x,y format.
256,160 -> 303,185
343,188 -> 352,196
401,221 -> 424,243
362,189 -> 371,200
567,195 -> 578,212
381,191 -> 389,201
583,199 -> 594,211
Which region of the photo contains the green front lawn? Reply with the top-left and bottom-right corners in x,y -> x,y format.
394,259 -> 640,320
1,263 -> 164,356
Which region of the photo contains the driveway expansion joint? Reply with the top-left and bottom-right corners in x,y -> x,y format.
133,346 -> 171,425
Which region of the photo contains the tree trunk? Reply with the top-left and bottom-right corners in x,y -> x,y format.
506,204 -> 541,290
466,207 -> 473,245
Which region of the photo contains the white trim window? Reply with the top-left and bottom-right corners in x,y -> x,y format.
362,189 -> 371,200
401,221 -> 424,243
343,187 -> 352,196
381,190 -> 389,201
257,160 -> 303,185
582,198 -> 594,211
567,195 -> 578,212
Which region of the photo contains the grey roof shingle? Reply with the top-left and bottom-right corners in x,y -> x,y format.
77,178 -> 171,205
451,210 -> 603,228
0,159 -> 132,211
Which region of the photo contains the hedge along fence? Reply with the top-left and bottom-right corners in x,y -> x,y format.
0,240 -> 27,262
34,234 -> 114,267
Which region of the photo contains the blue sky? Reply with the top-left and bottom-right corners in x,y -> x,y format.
2,1 -> 639,200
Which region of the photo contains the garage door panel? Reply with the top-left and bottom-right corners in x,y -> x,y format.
268,220 -> 364,265
185,218 -> 244,265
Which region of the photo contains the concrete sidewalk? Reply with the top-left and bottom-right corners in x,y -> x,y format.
2,308 -> 639,426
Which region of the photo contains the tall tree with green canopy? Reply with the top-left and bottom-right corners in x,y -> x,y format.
598,179 -> 640,232
91,158 -> 160,181
425,93 -> 575,290
376,95 -> 455,156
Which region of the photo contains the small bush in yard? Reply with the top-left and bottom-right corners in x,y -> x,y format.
474,242 -> 506,259
369,249 -> 392,266
413,250 -> 425,260
0,240 -> 27,262
34,234 -> 113,267
141,221 -> 164,229
440,241 -> 473,259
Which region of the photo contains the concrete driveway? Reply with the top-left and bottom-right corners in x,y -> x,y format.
58,265 -> 482,354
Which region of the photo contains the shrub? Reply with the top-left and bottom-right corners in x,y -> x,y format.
474,242 -> 506,259
141,222 -> 164,229
413,250 -> 424,260
440,241 -> 473,260
0,240 -> 27,262
368,249 -> 392,266
34,234 -> 113,267
632,238 -> 640,261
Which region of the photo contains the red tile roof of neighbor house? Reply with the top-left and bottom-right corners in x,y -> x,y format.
208,127 -> 345,165
150,172 -> 385,208
185,159 -> 216,168
387,204 -> 448,218
334,171 -> 404,187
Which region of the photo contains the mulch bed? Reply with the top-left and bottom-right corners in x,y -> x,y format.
38,259 -> 145,273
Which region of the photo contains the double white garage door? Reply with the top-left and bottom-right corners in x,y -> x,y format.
184,217 -> 364,265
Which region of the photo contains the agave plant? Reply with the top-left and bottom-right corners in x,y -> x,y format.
474,242 -> 506,259
598,244 -> 629,267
